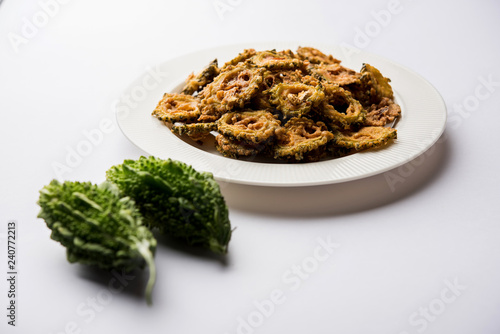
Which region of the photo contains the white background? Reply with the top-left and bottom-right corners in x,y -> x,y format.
1,0 -> 500,333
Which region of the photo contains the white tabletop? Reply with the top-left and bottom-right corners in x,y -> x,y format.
1,0 -> 499,333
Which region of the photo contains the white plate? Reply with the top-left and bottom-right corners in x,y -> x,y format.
115,42 -> 447,187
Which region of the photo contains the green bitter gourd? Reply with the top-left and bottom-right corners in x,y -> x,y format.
37,180 -> 157,305
106,156 -> 232,255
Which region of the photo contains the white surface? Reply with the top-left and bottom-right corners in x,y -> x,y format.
1,0 -> 499,333
117,42 -> 447,186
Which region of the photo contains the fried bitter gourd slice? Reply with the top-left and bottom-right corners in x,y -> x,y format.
106,156 -> 231,255
309,63 -> 361,86
215,134 -> 263,159
269,82 -> 325,119
320,84 -> 366,129
254,70 -> 306,109
152,93 -> 201,123
365,97 -> 401,127
274,117 -> 334,161
332,126 -> 397,151
217,110 -> 280,145
254,68 -> 317,109
353,63 -> 395,106
223,48 -> 257,67
199,65 -> 264,122
171,122 -> 217,141
37,180 -> 157,305
296,46 -> 341,65
181,59 -> 220,95
261,69 -> 304,90
249,50 -> 303,71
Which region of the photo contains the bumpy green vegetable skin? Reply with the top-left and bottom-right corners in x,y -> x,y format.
106,156 -> 232,255
37,180 -> 157,304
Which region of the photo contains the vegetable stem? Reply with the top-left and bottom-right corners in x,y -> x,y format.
135,239 -> 156,306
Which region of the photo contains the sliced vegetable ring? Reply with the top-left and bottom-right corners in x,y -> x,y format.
359,63 -> 394,105
217,110 -> 280,145
215,134 -> 262,159
250,50 -> 303,71
223,48 -> 257,67
171,122 -> 217,141
332,126 -> 397,150
268,83 -> 325,119
199,65 -> 264,121
261,69 -> 304,90
296,46 -> 341,65
321,84 -> 366,128
365,97 -> 401,127
152,93 -> 201,123
274,117 -> 334,161
310,63 -> 361,86
181,59 -> 220,95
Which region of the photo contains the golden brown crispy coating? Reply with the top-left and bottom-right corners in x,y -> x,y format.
217,110 -> 280,145
320,84 -> 366,129
215,134 -> 263,158
152,47 -> 402,163
250,50 -> 303,71
223,49 -> 257,67
300,75 -> 321,87
356,63 -> 394,106
274,117 -> 334,161
198,65 -> 264,122
268,83 -> 325,119
152,93 -> 201,123
261,69 -> 305,90
181,59 -> 220,95
171,122 -> 217,141
332,126 -> 397,151
296,46 -> 341,65
310,63 -> 361,86
365,97 -> 401,127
